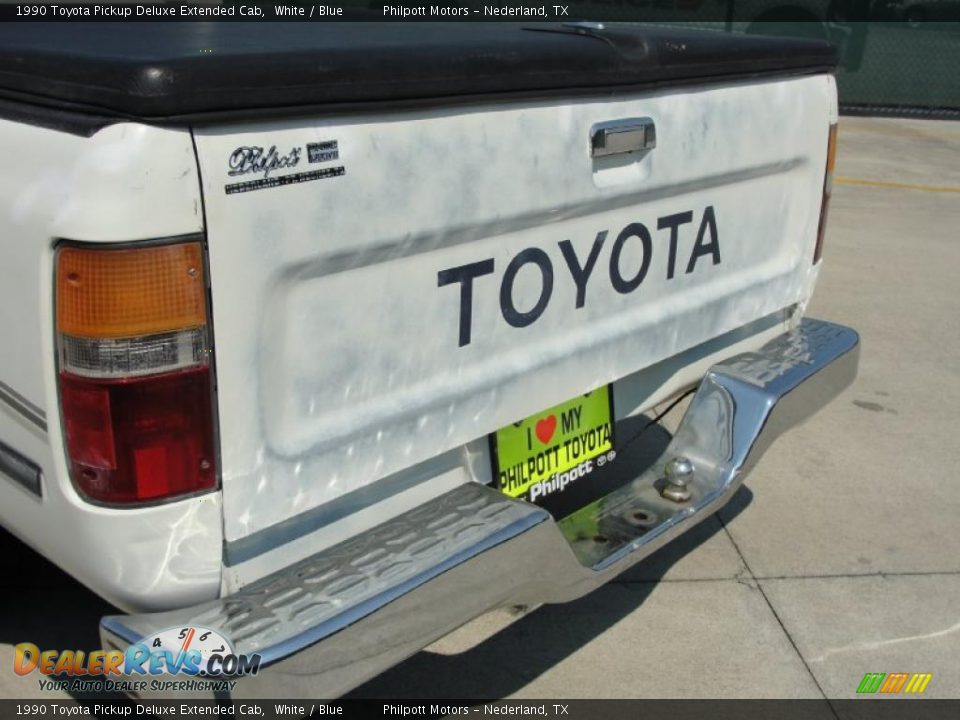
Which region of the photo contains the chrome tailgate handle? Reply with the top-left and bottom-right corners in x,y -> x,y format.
590,117 -> 656,158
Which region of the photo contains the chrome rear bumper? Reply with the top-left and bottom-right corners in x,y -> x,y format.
101,318 -> 859,699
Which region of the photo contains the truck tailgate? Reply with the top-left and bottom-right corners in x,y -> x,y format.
194,73 -> 836,542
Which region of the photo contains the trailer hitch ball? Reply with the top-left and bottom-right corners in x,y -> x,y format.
661,456 -> 694,502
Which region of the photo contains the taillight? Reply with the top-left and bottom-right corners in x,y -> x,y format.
55,240 -> 217,505
814,123 -> 838,264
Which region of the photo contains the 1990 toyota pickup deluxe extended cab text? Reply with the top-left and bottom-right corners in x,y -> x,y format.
0,23 -> 858,697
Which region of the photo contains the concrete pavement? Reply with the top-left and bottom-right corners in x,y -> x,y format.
356,116 -> 960,700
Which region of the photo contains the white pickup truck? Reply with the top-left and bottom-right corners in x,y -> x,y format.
0,23 -> 858,697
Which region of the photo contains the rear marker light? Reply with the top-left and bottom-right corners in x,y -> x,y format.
814,123 -> 838,264
55,240 -> 217,505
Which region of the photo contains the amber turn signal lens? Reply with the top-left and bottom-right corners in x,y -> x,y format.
56,242 -> 207,338
826,123 -> 838,177
814,123 -> 838,264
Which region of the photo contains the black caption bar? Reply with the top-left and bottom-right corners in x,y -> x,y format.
0,0 -> 927,22
1,700 -> 960,720
4,2 -> 608,21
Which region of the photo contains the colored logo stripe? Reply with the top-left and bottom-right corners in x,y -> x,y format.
880,673 -> 909,693
857,672 -> 932,694
904,673 -> 933,694
857,673 -> 885,694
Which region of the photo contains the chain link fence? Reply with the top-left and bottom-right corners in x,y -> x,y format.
836,22 -> 960,117
558,3 -> 960,117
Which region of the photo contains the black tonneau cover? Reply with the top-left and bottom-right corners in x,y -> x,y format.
0,23 -> 837,122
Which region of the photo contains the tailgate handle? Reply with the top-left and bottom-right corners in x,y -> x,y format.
590,118 -> 656,158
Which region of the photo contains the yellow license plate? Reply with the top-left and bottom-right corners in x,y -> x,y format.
491,387 -> 614,503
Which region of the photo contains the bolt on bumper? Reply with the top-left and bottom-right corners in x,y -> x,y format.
101,317 -> 859,699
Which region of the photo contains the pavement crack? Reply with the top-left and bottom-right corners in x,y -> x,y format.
719,515 -> 840,717
613,576 -> 751,585
754,570 -> 960,581
612,569 -> 960,587
732,566 -> 754,589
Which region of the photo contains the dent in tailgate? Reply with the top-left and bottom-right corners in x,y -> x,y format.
195,75 -> 833,542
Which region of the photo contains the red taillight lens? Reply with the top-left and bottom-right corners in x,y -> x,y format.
60,368 -> 216,503
814,123 -> 838,264
55,240 -> 218,505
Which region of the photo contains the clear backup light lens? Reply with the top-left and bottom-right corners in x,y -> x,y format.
59,328 -> 209,378
55,240 -> 218,505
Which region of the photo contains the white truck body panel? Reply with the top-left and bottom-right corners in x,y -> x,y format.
194,74 -> 836,548
0,120 -> 222,611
